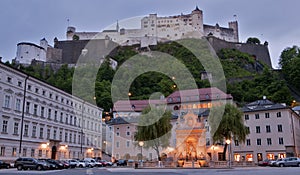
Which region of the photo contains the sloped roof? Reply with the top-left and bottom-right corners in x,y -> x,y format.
113,99 -> 165,112
166,87 -> 232,104
241,99 -> 288,112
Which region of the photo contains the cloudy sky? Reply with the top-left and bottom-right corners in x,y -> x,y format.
0,0 -> 299,68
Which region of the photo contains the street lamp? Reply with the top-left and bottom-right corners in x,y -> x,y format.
80,101 -> 86,159
138,141 -> 144,167
226,139 -> 231,168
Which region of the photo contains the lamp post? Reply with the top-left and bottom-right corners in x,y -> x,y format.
19,75 -> 29,157
80,100 -> 86,159
226,139 -> 231,168
138,141 -> 144,167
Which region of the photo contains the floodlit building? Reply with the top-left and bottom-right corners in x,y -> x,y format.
107,87 -> 233,164
0,62 -> 103,162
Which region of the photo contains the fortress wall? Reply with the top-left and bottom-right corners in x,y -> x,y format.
207,36 -> 272,67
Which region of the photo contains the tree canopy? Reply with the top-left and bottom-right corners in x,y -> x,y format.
134,106 -> 172,161
209,103 -> 249,160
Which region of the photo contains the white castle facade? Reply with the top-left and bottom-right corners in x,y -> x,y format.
66,7 -> 239,47
14,7 -> 239,65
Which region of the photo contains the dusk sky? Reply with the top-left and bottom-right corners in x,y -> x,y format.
0,0 -> 299,68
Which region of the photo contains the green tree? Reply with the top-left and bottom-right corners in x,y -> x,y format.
209,103 -> 249,161
134,106 -> 172,161
246,37 -> 261,45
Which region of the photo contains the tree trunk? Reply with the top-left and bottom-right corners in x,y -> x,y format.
222,143 -> 228,161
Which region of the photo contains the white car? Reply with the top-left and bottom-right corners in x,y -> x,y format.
77,161 -> 86,168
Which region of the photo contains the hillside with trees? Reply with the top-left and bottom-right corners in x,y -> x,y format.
7,39 -> 295,112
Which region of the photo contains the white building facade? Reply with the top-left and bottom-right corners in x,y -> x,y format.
66,7 -> 238,46
0,62 -> 103,162
231,98 -> 300,164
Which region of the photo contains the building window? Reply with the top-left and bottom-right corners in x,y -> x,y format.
244,114 -> 249,120
24,124 -> 29,137
2,120 -> 8,133
279,137 -> 284,145
73,134 -> 76,144
60,113 -> 63,123
0,147 -> 5,156
54,111 -> 58,121
126,141 -> 130,147
22,148 -> 27,157
246,154 -> 253,161
65,132 -> 68,142
265,113 -> 270,118
59,131 -> 63,140
39,127 -> 44,139
32,125 -> 37,137
127,131 -> 130,136
256,126 -> 260,133
234,140 -> 239,146
246,139 -> 251,146
116,132 -> 120,136
277,112 -> 281,118
116,142 -> 120,148
48,109 -> 51,120
65,114 -> 68,124
278,124 -> 283,132
246,127 -> 250,134
53,130 -> 57,140
7,77 -> 12,83
27,85 -> 31,91
49,93 -> 52,99
13,122 -> 19,135
266,125 -> 271,133
41,106 -> 45,117
15,98 -> 21,111
35,88 -> 39,93
4,95 -> 10,108
255,114 -> 260,119
69,133 -> 72,143
31,149 -> 35,157
257,139 -> 261,145
267,138 -> 272,145
18,81 -> 22,87
33,104 -> 38,115
38,150 -> 42,157
12,147 -> 17,157
42,90 -> 46,96
47,128 -> 50,139
26,102 -> 30,113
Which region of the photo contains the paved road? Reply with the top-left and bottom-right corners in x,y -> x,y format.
0,167 -> 299,175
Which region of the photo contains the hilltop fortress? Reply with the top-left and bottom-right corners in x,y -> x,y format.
14,7 -> 271,67
66,6 -> 239,47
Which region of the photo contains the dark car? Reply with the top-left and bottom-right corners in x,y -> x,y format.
57,160 -> 70,169
15,157 -> 50,171
38,159 -> 62,169
0,160 -> 10,169
116,159 -> 127,166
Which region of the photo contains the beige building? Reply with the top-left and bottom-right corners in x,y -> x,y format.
231,98 -> 300,164
108,87 -> 233,162
0,62 -> 103,162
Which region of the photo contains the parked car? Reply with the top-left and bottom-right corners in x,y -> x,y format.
83,158 -> 98,167
268,158 -> 282,166
258,159 -> 270,166
57,160 -> 70,169
116,159 -> 127,166
15,157 -> 50,171
38,159 -> 64,169
38,159 -> 58,169
0,160 -> 10,169
99,160 -> 112,167
66,159 -> 78,168
275,157 -> 300,167
77,160 -> 87,168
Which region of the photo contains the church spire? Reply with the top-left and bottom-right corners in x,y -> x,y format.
116,20 -> 119,32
